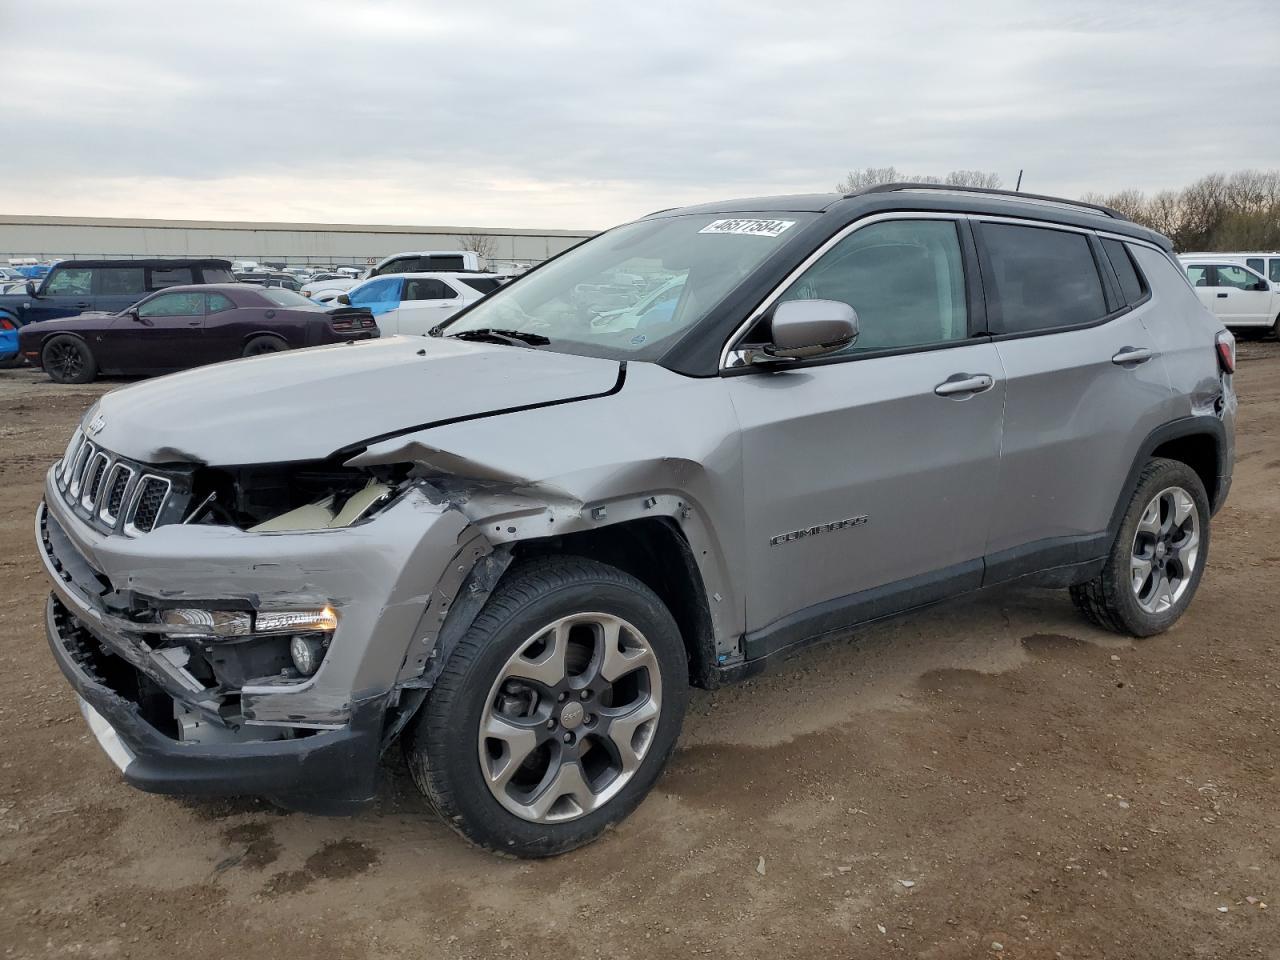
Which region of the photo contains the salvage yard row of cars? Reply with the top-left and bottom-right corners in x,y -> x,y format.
28,184 -> 1238,856
0,254 -> 512,381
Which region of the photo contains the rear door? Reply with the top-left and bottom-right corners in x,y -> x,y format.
93,265 -> 148,314
100,290 -> 205,371
977,219 -> 1172,579
726,215 -> 1004,651
397,277 -> 465,334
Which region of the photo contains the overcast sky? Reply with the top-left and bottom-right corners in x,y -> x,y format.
5,0 -> 1278,229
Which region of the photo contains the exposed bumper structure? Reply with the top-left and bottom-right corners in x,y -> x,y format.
47,595 -> 384,813
37,464 -> 483,812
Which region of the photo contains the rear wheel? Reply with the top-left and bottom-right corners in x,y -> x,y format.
242,335 -> 287,357
404,557 -> 688,857
42,335 -> 97,384
1071,458 -> 1210,636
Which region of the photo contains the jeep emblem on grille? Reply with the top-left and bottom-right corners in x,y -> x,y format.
87,414 -> 106,436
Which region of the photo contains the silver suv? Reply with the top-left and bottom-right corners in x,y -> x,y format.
38,184 -> 1236,856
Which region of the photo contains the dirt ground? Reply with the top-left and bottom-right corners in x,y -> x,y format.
0,343 -> 1277,960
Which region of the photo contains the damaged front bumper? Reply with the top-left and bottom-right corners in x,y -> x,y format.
36,466 -> 484,813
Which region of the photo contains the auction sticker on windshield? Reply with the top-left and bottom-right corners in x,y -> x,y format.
699,218 -> 796,238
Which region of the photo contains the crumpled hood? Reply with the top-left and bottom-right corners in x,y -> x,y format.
86,336 -> 623,466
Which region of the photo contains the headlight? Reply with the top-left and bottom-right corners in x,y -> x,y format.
159,606 -> 337,637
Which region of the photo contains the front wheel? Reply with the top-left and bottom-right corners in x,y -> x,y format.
404,557 -> 688,857
1071,457 -> 1210,636
42,335 -> 98,384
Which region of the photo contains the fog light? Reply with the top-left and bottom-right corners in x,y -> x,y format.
255,607 -> 338,634
290,635 -> 325,676
160,609 -> 252,637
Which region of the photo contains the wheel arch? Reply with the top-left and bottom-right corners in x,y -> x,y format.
1110,416 -> 1228,537
509,517 -> 720,688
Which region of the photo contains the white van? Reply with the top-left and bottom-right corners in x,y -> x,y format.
1180,251 -> 1280,287
1179,257 -> 1280,333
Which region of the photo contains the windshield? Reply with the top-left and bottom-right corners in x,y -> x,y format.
439,213 -> 814,360
260,288 -> 319,308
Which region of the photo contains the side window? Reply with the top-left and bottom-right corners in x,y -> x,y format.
981,223 -> 1108,333
373,257 -> 412,277
206,293 -> 236,314
1185,265 -> 1210,287
404,278 -> 452,300
149,267 -> 194,289
776,219 -> 968,355
199,267 -> 235,283
137,292 -> 205,318
1246,258 -> 1264,274
1102,239 -> 1148,305
1269,259 -> 1280,284
44,268 -> 93,296
96,268 -> 146,296
348,277 -> 400,306
1215,265 -> 1260,290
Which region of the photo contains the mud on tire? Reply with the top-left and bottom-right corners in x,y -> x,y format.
1071,457 -> 1210,637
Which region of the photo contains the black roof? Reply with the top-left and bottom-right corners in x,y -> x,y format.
645,183 -> 1170,250
51,258 -> 233,269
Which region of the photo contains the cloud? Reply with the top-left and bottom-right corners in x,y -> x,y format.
4,0 -> 1278,228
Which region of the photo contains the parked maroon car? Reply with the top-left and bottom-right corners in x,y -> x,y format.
18,284 -> 379,383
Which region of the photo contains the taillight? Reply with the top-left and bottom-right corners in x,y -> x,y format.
1215,331 -> 1235,374
331,317 -> 353,332
0,317 -> 14,331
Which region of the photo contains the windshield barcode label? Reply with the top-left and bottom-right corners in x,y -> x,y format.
699,218 -> 796,238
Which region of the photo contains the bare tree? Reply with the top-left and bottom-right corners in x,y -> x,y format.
835,166 -> 1000,193
944,170 -> 1003,189
456,233 -> 498,262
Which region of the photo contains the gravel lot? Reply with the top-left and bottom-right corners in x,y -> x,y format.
1,343 -> 1277,959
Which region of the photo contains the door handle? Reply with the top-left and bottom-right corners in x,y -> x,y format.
934,373 -> 995,398
75,301 -> 90,309
1216,292 -> 1228,298
1111,346 -> 1154,366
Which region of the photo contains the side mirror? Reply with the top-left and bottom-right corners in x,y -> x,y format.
126,309 -> 142,322
763,299 -> 859,360
336,294 -> 351,305
1253,280 -> 1270,292
25,280 -> 38,298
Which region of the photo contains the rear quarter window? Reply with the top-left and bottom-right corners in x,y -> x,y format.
1102,239 -> 1149,305
979,223 -> 1108,333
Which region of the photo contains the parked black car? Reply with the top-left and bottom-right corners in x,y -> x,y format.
0,259 -> 236,331
18,284 -> 378,383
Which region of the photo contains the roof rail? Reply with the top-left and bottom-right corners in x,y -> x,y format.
851,182 -> 1129,221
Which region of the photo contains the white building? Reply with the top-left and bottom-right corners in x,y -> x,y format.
0,215 -> 597,273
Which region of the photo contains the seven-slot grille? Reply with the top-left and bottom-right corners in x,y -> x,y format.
54,429 -> 178,536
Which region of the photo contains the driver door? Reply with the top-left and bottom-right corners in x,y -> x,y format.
1207,264 -> 1271,325
100,291 -> 205,372
724,216 -> 1004,655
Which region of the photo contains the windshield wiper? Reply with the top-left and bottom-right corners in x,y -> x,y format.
446,328 -> 550,346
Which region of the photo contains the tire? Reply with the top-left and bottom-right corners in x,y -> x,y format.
1070,457 -> 1210,637
1270,312 -> 1280,341
0,353 -> 25,370
404,556 -> 688,857
242,335 -> 287,357
41,335 -> 97,384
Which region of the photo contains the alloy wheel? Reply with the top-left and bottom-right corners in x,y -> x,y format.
1130,485 -> 1200,614
46,341 -> 83,380
477,612 -> 662,823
